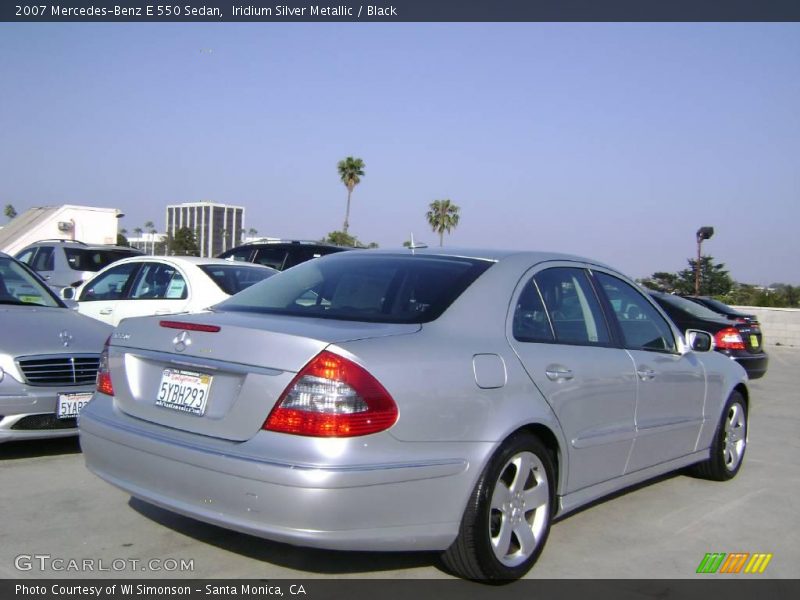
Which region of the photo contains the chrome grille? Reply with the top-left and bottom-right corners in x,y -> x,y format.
16,354 -> 100,386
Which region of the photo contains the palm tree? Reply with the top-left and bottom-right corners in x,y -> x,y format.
133,227 -> 143,252
337,156 -> 365,234
426,199 -> 461,247
144,221 -> 155,255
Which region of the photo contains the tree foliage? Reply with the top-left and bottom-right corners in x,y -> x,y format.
4,204 -> 17,221
337,156 -> 365,234
426,199 -> 460,247
323,230 -> 377,249
169,227 -> 200,256
642,255 -> 798,308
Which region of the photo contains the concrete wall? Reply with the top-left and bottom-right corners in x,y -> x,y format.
732,306 -> 800,348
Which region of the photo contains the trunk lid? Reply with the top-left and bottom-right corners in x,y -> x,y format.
107,311 -> 420,440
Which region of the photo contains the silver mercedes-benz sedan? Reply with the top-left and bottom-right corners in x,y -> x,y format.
0,253 -> 112,442
80,249 -> 749,580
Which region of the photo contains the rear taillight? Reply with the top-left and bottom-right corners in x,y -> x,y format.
715,327 -> 745,350
96,336 -> 114,396
264,350 -> 398,437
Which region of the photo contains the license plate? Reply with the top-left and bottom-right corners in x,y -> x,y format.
155,369 -> 212,416
57,392 -> 93,419
750,335 -> 759,348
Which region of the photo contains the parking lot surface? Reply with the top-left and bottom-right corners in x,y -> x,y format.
1,348 -> 798,579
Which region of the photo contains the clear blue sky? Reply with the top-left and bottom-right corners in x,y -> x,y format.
1,23 -> 798,284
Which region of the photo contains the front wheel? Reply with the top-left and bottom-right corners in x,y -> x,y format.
442,432 -> 554,581
692,390 -> 748,481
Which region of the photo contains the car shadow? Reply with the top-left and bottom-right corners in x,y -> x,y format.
128,497 -> 445,576
0,436 -> 82,460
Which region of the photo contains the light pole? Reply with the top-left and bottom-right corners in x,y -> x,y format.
695,226 -> 714,295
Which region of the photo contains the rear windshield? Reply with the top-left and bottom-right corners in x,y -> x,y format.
692,296 -> 745,316
65,248 -> 141,272
199,264 -> 276,295
652,293 -> 726,320
215,254 -> 493,323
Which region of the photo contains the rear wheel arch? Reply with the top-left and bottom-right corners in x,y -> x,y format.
516,423 -> 563,498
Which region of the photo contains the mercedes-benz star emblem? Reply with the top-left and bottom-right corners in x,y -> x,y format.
59,330 -> 73,348
173,331 -> 192,353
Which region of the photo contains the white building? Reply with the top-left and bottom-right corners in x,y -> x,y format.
0,205 -> 123,255
165,201 -> 245,258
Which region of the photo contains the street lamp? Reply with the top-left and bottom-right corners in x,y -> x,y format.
695,226 -> 714,295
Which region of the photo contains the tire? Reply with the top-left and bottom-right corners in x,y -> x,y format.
692,390 -> 747,481
442,432 -> 554,581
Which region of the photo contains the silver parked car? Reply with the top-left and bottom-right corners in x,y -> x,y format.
0,253 -> 112,442
80,249 -> 749,580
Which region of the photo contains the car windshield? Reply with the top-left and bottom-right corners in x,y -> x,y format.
653,293 -> 725,320
65,248 -> 141,272
215,254 -> 494,323
199,264 -> 276,295
0,257 -> 63,308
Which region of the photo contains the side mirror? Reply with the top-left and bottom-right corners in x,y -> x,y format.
686,329 -> 713,353
60,287 -> 75,300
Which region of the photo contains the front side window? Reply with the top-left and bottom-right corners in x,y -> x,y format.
595,273 -> 676,353
217,254 -> 493,324
533,267 -> 611,345
31,247 -> 55,272
14,248 -> 36,265
0,258 -> 61,307
80,262 -> 140,302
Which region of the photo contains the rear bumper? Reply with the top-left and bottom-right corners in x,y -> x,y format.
733,352 -> 769,380
80,394 -> 492,552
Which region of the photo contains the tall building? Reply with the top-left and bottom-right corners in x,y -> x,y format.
165,201 -> 245,257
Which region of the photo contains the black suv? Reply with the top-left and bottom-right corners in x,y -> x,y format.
217,240 -> 350,271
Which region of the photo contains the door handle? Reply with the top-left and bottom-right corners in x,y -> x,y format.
637,368 -> 656,381
545,366 -> 574,381
99,308 -> 113,315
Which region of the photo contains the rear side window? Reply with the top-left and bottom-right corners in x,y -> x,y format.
217,255 -> 493,323
199,264 -> 275,295
80,262 -> 140,302
513,279 -> 555,343
252,248 -> 289,270
596,273 -> 676,353
533,267 -> 611,346
65,248 -> 140,272
220,248 -> 255,263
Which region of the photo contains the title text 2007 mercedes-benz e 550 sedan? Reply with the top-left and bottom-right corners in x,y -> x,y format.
80,249 -> 750,580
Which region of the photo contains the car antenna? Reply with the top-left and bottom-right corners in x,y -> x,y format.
408,233 -> 427,255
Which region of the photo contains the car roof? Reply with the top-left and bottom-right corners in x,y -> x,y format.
108,255 -> 274,268
325,246 -> 615,269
